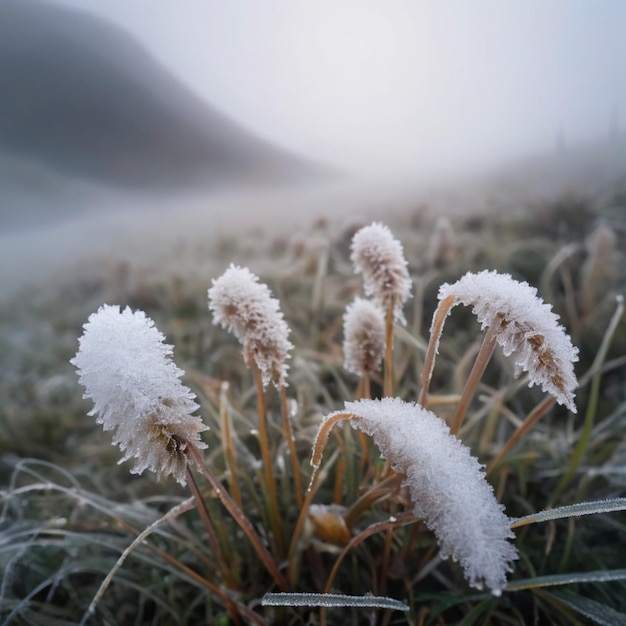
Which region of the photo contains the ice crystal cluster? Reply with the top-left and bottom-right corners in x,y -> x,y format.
438,270 -> 579,412
350,222 -> 412,323
71,305 -> 207,485
343,297 -> 386,376
344,397 -> 518,595
208,264 -> 293,388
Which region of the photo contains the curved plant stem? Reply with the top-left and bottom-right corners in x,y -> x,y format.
187,444 -> 289,592
288,413 -> 352,585
551,294 -> 624,501
81,497 -> 265,626
219,382 -> 243,510
486,395 -> 555,476
419,294 -> 455,406
280,385 -> 303,508
320,513 -> 416,626
384,303 -> 395,397
450,321 -> 499,435
251,361 -> 285,554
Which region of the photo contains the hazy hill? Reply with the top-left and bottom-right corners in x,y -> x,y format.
0,0 -> 321,229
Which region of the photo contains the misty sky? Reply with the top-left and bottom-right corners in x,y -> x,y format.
51,0 -> 626,180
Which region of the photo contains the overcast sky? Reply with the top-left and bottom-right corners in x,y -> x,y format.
51,0 -> 626,180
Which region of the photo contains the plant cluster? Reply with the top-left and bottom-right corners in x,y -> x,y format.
2,213 -> 625,625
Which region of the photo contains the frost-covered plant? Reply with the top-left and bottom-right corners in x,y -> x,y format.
343,297 -> 386,379
313,398 -> 518,595
350,222 -> 411,323
350,222 -> 412,396
208,263 -> 300,539
71,304 -> 207,485
421,270 -> 579,417
208,263 -> 293,389
427,216 -> 456,268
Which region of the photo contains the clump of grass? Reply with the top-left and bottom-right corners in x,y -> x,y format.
2,206 -> 625,625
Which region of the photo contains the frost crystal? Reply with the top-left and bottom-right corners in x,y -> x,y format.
438,270 -> 579,412
343,298 -> 386,376
208,264 -> 293,388
71,305 -> 208,485
350,222 -> 412,323
344,398 -> 518,595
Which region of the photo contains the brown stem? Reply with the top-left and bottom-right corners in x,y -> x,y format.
419,294 -> 455,407
288,412 -> 352,585
384,303 -> 394,397
450,322 -> 499,435
362,372 -> 371,400
252,362 -> 285,554
486,395 -> 555,476
185,466 -> 232,586
219,382 -> 243,510
280,385 -> 303,508
187,444 -> 289,591
319,513 -> 416,626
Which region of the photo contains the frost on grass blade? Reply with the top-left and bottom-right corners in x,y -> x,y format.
438,270 -> 579,412
350,222 -> 412,323
208,264 -> 293,388
262,592 -> 409,611
345,398 -> 518,595
71,305 -> 208,485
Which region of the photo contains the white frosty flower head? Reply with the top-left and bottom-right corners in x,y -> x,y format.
350,222 -> 412,323
343,298 -> 386,376
343,398 -> 518,595
71,305 -> 208,485
437,270 -> 579,412
208,264 -> 293,388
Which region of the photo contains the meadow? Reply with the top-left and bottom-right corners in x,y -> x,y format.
1,185 -> 625,625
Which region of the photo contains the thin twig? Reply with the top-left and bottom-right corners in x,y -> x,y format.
450,321 -> 499,435
280,385 -> 304,508
252,361 -> 285,554
187,444 -> 289,591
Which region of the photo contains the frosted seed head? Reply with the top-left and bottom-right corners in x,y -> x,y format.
71,305 -> 208,485
343,297 -> 386,376
437,270 -> 579,412
350,222 -> 412,323
427,216 -> 456,268
208,264 -> 293,388
344,397 -> 518,595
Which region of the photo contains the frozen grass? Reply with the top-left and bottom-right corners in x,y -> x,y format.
1,191 -> 625,625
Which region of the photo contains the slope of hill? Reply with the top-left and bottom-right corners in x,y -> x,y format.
0,0 -> 321,228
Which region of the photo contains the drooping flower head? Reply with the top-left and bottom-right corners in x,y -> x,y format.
208,264 -> 293,388
437,271 -> 579,412
343,398 -> 518,595
350,222 -> 412,323
71,305 -> 208,485
343,297 -> 386,376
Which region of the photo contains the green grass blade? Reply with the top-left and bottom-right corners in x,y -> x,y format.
506,569 -> 626,592
510,497 -> 626,528
262,592 -> 409,611
545,590 -> 626,626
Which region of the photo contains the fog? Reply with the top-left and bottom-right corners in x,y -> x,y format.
2,0 -> 625,300
49,0 -> 626,179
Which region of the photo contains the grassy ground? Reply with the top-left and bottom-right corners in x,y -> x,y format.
1,184 -> 625,625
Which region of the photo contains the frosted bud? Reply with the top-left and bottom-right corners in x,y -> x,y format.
208,264 -> 293,388
427,216 -> 456,268
438,271 -> 579,412
350,222 -> 412,323
343,298 -> 386,376
344,397 -> 518,595
71,305 -> 208,485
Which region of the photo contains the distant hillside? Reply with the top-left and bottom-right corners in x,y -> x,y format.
0,0 -> 320,192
